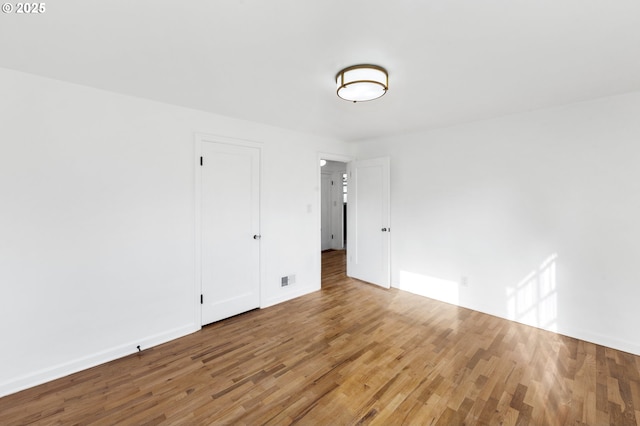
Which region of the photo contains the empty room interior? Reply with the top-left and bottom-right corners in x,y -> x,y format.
2,1 -> 640,424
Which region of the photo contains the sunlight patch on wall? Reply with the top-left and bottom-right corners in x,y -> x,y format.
398,270 -> 459,305
506,253 -> 558,332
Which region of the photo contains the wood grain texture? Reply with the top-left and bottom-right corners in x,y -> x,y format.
1,250 -> 639,425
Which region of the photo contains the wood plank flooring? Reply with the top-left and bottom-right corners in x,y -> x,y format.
2,250 -> 640,425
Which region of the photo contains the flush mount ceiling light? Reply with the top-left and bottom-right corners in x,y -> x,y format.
336,64 -> 388,102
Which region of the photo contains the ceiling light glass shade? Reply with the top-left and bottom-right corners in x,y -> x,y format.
336,65 -> 388,102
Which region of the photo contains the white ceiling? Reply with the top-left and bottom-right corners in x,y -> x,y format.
1,0 -> 639,141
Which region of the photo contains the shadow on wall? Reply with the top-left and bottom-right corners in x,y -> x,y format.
507,253 -> 558,332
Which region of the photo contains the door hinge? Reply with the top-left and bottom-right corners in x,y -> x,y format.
331,234 -> 334,239
200,294 -> 203,304
200,156 -> 203,166
331,180 -> 334,186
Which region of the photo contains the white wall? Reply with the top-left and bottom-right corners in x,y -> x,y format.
0,67 -> 348,397
354,91 -> 640,355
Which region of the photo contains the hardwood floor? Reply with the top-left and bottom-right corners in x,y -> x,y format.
2,250 -> 640,425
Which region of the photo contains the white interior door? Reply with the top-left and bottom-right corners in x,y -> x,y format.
330,170 -> 345,250
201,141 -> 260,325
347,157 -> 390,288
321,173 -> 332,250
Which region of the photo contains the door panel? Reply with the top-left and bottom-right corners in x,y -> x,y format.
347,157 -> 390,288
201,141 -> 260,325
321,173 -> 332,250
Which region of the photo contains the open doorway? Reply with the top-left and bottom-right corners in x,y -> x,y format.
320,158 -> 348,287
319,155 -> 391,289
321,160 -> 347,251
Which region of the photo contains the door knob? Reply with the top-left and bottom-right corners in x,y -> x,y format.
253,234 -> 261,240
381,228 -> 387,232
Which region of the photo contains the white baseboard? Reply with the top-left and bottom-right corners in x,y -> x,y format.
556,326 -> 640,356
0,323 -> 199,398
393,282 -> 640,356
261,284 -> 319,309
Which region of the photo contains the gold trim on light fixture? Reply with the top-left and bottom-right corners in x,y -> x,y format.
336,64 -> 388,103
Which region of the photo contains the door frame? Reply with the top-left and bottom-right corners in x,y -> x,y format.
195,133 -> 263,327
